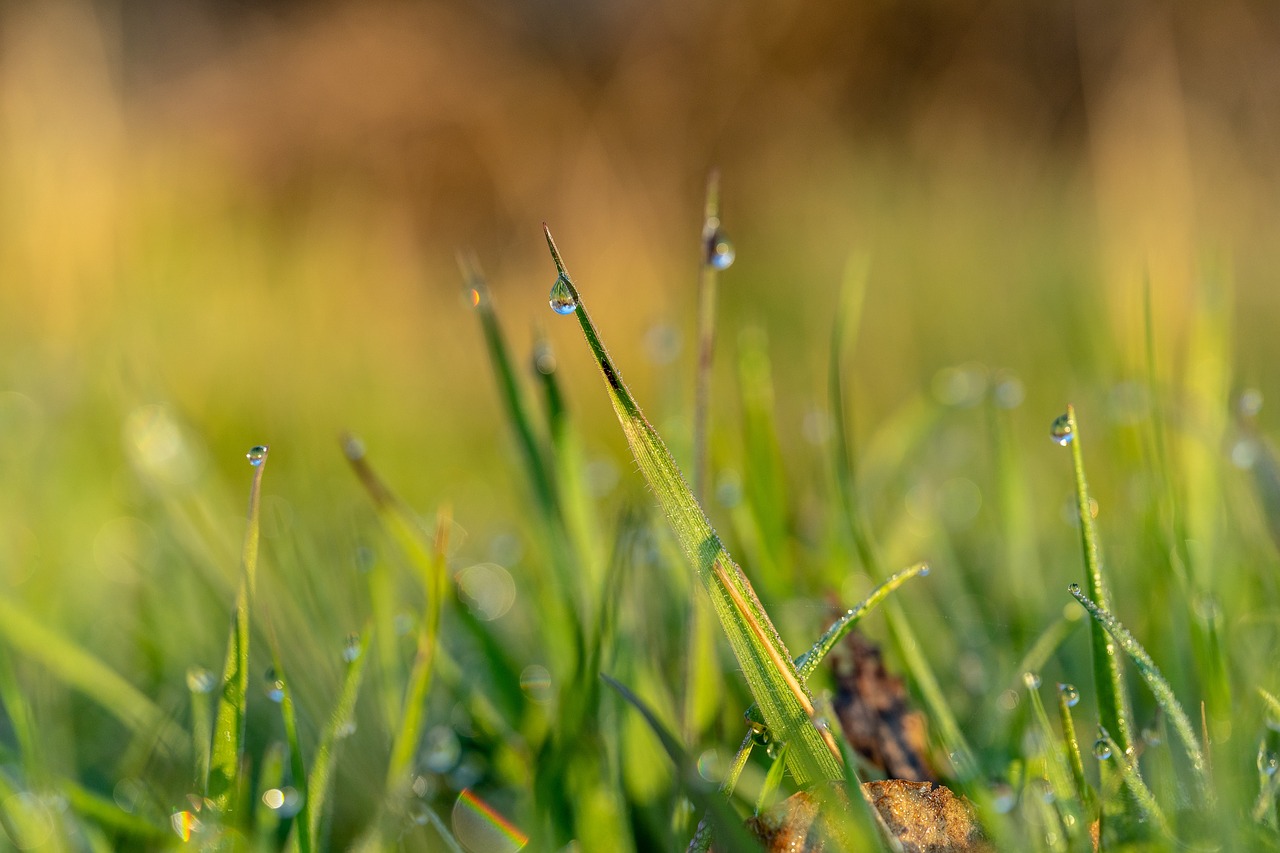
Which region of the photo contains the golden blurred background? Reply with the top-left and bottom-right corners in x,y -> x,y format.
3,0 -> 1280,565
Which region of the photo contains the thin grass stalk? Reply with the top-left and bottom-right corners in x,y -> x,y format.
386,508 -> 451,787
305,622 -> 370,847
1057,686 -> 1095,819
1068,584 -> 1209,801
1063,406 -> 1135,758
265,625 -> 311,853
207,445 -> 268,817
546,225 -> 840,785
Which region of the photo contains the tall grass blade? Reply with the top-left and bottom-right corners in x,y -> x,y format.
305,623 -> 370,847
547,226 -> 841,786
1062,405 -> 1135,757
828,264 -> 974,774
386,508 -> 451,787
693,168 -> 723,503
207,444 -> 268,817
0,597 -> 183,754
1068,584 -> 1210,799
600,674 -> 763,852
1057,685 -> 1096,819
1095,729 -> 1172,839
263,623 -> 310,853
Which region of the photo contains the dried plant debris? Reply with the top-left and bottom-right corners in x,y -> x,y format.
830,627 -> 938,783
728,783 -> 990,853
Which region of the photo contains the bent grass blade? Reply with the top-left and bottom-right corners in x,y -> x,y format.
547,226 -> 841,786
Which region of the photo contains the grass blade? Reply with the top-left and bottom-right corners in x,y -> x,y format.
305,623 -> 370,847
548,226 -> 841,786
1060,405 -> 1135,756
1068,583 -> 1209,799
600,673 -> 763,852
693,168 -> 724,503
207,444 -> 269,817
263,622 -> 310,853
386,508 -> 450,787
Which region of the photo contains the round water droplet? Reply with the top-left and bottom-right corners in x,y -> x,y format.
1142,726 -> 1162,747
262,787 -> 302,817
1035,777 -> 1055,803
421,725 -> 462,773
1093,739 -> 1112,760
1240,388 -> 1264,419
991,782 -> 1015,814
696,749 -> 723,783
1259,750 -> 1279,777
335,720 -> 357,739
519,664 -> 553,704
1067,582 -> 1082,597
1050,414 -> 1073,446
186,667 -> 216,694
705,229 -> 735,270
247,445 -> 269,466
765,740 -> 784,760
1058,683 -> 1080,708
918,565 -> 931,577
264,668 -> 285,703
548,274 -> 577,315
1023,672 -> 1041,690
342,632 -> 361,663
407,798 -> 431,826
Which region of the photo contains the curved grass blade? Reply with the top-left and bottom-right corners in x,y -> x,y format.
601,673 -> 763,853
207,444 -> 268,817
1057,685 -> 1096,819
1094,728 -> 1172,839
828,265 -> 974,776
1062,406 -> 1135,756
304,622 -> 370,847
693,168 -> 723,503
548,227 -> 840,785
264,633 -> 310,853
0,597 -> 184,755
1068,584 -> 1209,799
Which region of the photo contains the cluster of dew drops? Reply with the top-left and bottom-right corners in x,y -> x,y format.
545,221 -> 734,316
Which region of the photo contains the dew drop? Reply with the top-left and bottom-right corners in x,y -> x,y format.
746,716 -> 771,747
246,445 -> 268,466
1142,726 -> 1162,747
918,565 -> 931,577
991,782 -> 1015,814
549,274 -> 577,315
1058,683 -> 1080,708
1067,582 -> 1082,597
264,668 -> 285,703
421,725 -> 462,773
1240,388 -> 1264,419
1050,414 -> 1073,446
519,664 -> 553,704
705,228 -> 735,270
1023,672 -> 1042,690
342,633 -> 362,663
1035,777 -> 1056,803
1259,749 -> 1279,777
765,740 -> 784,760
1093,739 -> 1112,760
262,786 -> 302,817
407,798 -> 431,826
186,667 -> 216,694
696,749 -> 723,783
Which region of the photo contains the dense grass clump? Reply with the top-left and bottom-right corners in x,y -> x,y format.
0,194 -> 1278,851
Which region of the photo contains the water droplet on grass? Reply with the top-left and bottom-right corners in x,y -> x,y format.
1093,734 -> 1112,760
991,782 -> 1015,813
1023,672 -> 1041,690
1259,749 -> 1279,777
549,274 -> 576,315
1050,414 -> 1073,445
421,726 -> 462,773
187,667 -> 216,694
705,228 -> 735,270
1142,726 -> 1162,746
1067,583 -> 1082,596
1058,683 -> 1080,707
247,445 -> 268,466
264,668 -> 285,703
1240,388 -> 1264,418
342,633 -> 361,663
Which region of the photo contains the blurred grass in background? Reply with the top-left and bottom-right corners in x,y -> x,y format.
3,0 -> 1280,848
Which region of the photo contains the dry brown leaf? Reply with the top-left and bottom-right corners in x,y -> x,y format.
829,627 -> 938,783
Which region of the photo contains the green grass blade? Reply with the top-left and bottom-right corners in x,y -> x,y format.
600,673 -> 763,853
547,226 -> 841,786
796,563 -> 929,681
386,508 -> 450,788
693,167 -> 723,504
1057,684 -> 1096,818
264,624 -> 311,853
1094,729 -> 1172,839
1060,405 -> 1135,756
305,622 -> 370,847
755,743 -> 789,815
1068,583 -> 1209,799
1024,676 -> 1088,843
63,779 -> 172,844
207,444 -> 268,817
0,597 -> 184,755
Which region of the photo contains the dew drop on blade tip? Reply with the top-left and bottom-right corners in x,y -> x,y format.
549,274 -> 577,315
1057,683 -> 1080,708
1049,413 -> 1073,445
705,228 -> 735,270
247,445 -> 268,466
1093,739 -> 1112,760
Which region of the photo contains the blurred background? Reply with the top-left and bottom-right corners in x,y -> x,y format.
3,0 -> 1280,846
